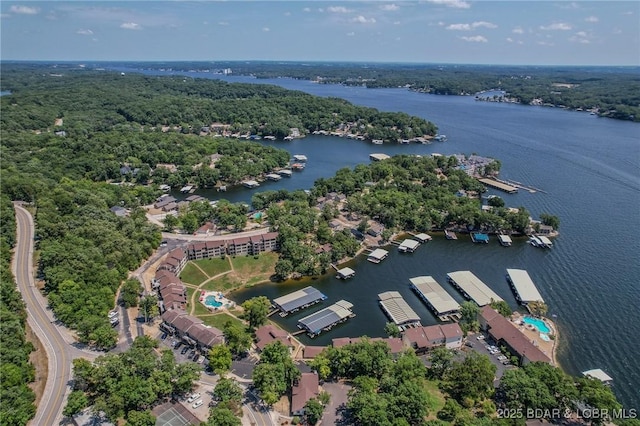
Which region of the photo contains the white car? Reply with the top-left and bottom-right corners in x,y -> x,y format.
108,310 -> 118,318
476,335 -> 485,340
187,393 -> 201,403
192,400 -> 203,409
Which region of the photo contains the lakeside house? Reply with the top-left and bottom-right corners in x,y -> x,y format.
402,323 -> 463,354
160,309 -> 224,352
291,373 -> 320,417
255,324 -> 294,352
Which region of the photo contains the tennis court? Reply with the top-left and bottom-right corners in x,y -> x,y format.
153,404 -> 196,426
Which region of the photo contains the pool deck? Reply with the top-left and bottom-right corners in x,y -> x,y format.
511,312 -> 559,366
199,291 -> 235,311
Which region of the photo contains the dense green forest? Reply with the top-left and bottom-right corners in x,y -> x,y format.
125,61 -> 640,121
0,196 -> 37,425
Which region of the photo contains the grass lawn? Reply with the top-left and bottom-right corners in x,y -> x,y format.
423,379 -> 447,420
193,257 -> 232,277
179,262 -> 209,286
198,313 -> 244,329
229,252 -> 278,283
193,297 -> 212,316
201,275 -> 240,292
185,286 -> 197,308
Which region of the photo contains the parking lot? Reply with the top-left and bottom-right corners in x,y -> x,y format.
465,332 -> 516,384
158,330 -> 209,366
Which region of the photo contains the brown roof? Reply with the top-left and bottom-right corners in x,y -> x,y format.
262,232 -> 279,241
229,237 -> 251,245
161,309 -> 185,324
206,240 -> 225,249
189,242 -> 207,252
291,373 -> 320,413
302,346 -> 327,359
480,306 -> 550,364
255,325 -> 292,351
188,323 -> 224,347
403,327 -> 432,350
331,337 -> 353,348
384,337 -> 405,354
423,325 -> 445,344
440,323 -> 463,340
168,248 -> 187,261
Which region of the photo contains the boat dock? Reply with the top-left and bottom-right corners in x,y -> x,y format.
367,248 -> 389,264
409,276 -> 461,322
370,153 -> 391,162
297,300 -> 355,337
265,173 -> 282,181
499,178 -> 547,194
293,154 -> 308,162
444,230 -> 458,240
180,185 -> 195,193
447,270 -> 504,306
529,235 -> 553,248
498,234 -> 512,247
378,291 -> 421,328
582,369 -> 613,385
336,267 -> 356,279
412,233 -> 432,243
272,286 -> 328,316
506,269 -> 545,307
277,169 -> 293,177
291,163 -> 305,171
477,178 -> 518,194
242,180 -> 260,189
471,232 -> 489,244
398,239 -> 420,253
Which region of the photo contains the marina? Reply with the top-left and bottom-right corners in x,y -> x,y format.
291,163 -> 305,171
272,286 -> 328,316
367,248 -> 389,264
180,185 -> 194,193
447,270 -> 504,306
297,300 -> 355,337
506,269 -> 545,307
378,291 -> 422,328
477,177 -> 519,194
409,276 -> 461,322
397,239 -> 420,253
471,232 -> 489,244
336,267 -> 356,280
498,234 -> 512,247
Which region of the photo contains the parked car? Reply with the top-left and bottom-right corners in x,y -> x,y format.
160,332 -> 168,340
187,393 -> 201,403
476,334 -> 485,340
180,346 -> 190,355
108,310 -> 118,319
192,400 -> 203,409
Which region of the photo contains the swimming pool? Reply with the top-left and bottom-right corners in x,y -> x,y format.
523,316 -> 550,334
204,296 -> 223,308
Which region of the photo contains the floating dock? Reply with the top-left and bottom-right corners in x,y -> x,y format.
370,153 -> 391,162
477,178 -> 518,194
447,271 -> 503,306
444,230 -> 458,240
398,239 -> 420,253
410,276 -> 461,321
367,248 -> 389,264
293,154 -> 308,162
297,300 -> 355,337
180,185 -> 194,193
277,169 -> 293,177
242,180 -> 260,188
471,233 -> 489,244
265,173 -> 282,181
582,369 -> 613,385
506,269 -> 545,306
498,234 -> 512,246
378,291 -> 421,328
413,233 -> 432,243
538,235 -> 553,247
336,267 -> 356,279
529,235 -> 553,248
272,286 -> 328,316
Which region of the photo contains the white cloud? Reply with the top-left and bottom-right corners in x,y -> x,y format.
512,27 -> 524,34
10,5 -> 39,15
351,15 -> 376,24
1,13 -> 11,18
393,21 -> 401,25
76,29 -> 94,35
218,21 -> 229,26
303,7 -> 311,12
460,35 -> 487,42
262,27 -> 270,32
284,12 -> 291,17
570,31 -> 591,44
380,4 -> 399,11
346,31 -> 355,36
447,21 -> 497,31
540,22 -> 572,31
537,41 -> 554,46
328,6 -> 352,13
585,16 -> 599,23
425,0 -> 471,9
120,22 -> 141,30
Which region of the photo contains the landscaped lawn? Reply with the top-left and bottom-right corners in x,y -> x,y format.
423,379 -> 446,420
193,297 -> 212,316
193,257 -> 231,277
199,313 -> 244,330
201,275 -> 239,292
229,252 -> 278,282
185,286 -> 197,309
179,262 -> 208,286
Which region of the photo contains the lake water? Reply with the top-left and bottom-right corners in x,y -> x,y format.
117,67 -> 640,409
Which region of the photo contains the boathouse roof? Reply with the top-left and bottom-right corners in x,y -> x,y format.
378,291 -> 421,326
272,286 -> 327,313
506,269 -> 545,304
410,276 -> 461,315
447,270 -> 503,306
297,300 -> 354,334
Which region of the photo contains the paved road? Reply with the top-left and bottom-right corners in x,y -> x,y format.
12,204 -> 98,426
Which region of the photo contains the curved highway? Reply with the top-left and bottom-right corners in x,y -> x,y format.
12,204 -> 97,426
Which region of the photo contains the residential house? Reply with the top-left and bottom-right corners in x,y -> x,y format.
291,373 -> 320,416
255,325 -> 293,352
402,323 -> 463,354
367,222 -> 384,237
439,323 -> 463,349
227,237 -> 251,256
157,248 -> 188,275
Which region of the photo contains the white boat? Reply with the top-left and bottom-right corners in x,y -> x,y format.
434,135 -> 447,142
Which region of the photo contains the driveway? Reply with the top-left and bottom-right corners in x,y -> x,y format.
465,332 -> 516,385
321,380 -> 352,426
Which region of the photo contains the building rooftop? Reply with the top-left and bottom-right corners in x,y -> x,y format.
368,248 -> 389,261
378,291 -> 421,326
297,300 -> 354,334
447,270 -> 503,306
506,269 -> 545,304
398,239 -> 420,252
272,286 -> 327,313
582,369 -> 613,383
336,267 -> 356,278
410,276 -> 461,315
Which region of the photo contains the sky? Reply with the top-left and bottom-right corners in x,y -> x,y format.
1,1 -> 639,66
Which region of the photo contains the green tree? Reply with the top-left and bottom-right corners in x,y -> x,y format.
490,300 -> 512,317
460,301 -> 480,333
304,398 -> 324,425
63,390 -> 88,417
126,410 -> 156,426
139,295 -> 159,323
437,398 -> 462,422
308,354 -> 332,381
121,279 -> 141,308
240,296 -> 270,329
208,344 -> 233,375
384,322 -> 401,338
498,369 -> 556,413
428,347 -> 455,380
223,321 -> 252,356
487,196 -> 505,208
528,300 -> 548,317
205,406 -> 241,426
539,213 -> 559,230
444,352 -> 496,404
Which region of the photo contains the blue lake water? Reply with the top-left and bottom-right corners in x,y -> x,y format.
115,66 -> 640,409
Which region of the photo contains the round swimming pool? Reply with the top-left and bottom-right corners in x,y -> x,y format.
204,295 -> 223,308
523,316 -> 550,334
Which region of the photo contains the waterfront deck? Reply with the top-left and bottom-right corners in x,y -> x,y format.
378,291 -> 421,328
367,248 -> 389,264
582,369 -> 613,385
410,276 -> 461,321
277,169 -> 293,177
477,178 -> 518,194
297,300 -> 355,337
272,286 -> 328,315
398,239 -> 420,253
447,270 -> 503,306
506,269 -> 545,305
293,154 -> 308,162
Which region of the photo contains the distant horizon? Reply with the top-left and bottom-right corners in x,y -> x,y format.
1,1 -> 638,66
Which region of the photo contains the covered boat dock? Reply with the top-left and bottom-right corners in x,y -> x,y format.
367,248 -> 389,264
272,286 -> 328,316
447,271 -> 503,306
378,291 -> 421,328
336,267 -> 356,279
398,239 -> 420,253
506,269 -> 545,306
477,178 -> 518,194
409,276 -> 461,321
297,300 -> 355,337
